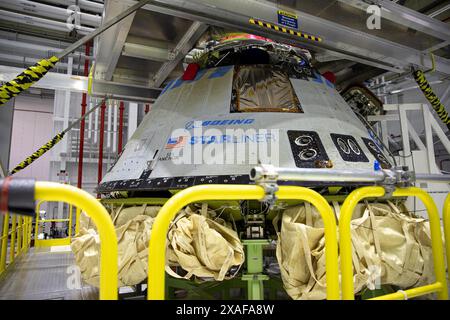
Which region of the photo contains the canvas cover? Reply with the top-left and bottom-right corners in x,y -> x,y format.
276,201 -> 436,300
71,204 -> 244,287
166,205 -> 245,281
71,201 -> 437,298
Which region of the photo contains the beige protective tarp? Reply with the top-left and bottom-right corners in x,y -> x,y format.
166,206 -> 244,281
276,201 -> 436,300
71,205 -> 160,287
71,204 -> 244,287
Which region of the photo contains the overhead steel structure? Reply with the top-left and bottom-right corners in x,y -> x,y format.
94,0 -> 450,88
1,0 -> 448,101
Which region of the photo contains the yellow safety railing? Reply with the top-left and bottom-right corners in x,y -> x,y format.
75,207 -> 81,235
0,213 -> 33,276
34,182 -> 118,300
34,200 -> 75,247
443,194 -> 450,285
339,186 -> 448,300
147,185 -> 340,300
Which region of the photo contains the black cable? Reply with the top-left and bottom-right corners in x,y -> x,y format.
354,110 -> 398,167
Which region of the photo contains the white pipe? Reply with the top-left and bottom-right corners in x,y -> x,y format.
128,102 -> 138,140
416,173 -> 450,183
250,166 -> 387,183
113,100 -> 118,153
107,100 -> 112,149
0,30 -> 72,50
0,9 -> 94,35
40,0 -> 104,14
0,53 -> 83,72
429,4 -> 450,18
61,57 -> 73,173
0,39 -> 88,59
0,0 -> 101,27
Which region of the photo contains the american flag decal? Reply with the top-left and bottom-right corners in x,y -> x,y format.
165,136 -> 187,149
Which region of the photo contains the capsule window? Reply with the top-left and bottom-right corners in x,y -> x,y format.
231,64 -> 303,113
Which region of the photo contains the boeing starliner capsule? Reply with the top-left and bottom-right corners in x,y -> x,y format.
98,35 -> 392,196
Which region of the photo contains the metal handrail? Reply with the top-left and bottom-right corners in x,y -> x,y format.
147,184 -> 340,300
0,214 -> 10,274
0,214 -> 32,275
443,194 -> 450,286
34,182 -> 118,300
34,200 -> 74,247
339,186 -> 448,300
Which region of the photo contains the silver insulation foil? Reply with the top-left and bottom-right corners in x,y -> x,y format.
232,65 -> 302,113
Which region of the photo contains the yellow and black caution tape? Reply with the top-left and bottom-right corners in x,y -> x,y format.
0,1 -> 151,106
9,98 -> 107,176
413,69 -> 450,129
249,18 -> 322,42
10,133 -> 65,175
0,56 -> 59,106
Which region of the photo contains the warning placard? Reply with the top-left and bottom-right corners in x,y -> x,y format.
277,10 -> 298,29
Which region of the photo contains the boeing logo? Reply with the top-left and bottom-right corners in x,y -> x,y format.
185,119 -> 255,130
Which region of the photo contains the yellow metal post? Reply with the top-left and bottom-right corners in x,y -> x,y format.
9,215 -> 16,263
147,185 -> 340,300
34,201 -> 42,244
26,218 -> 29,250
21,217 -> 26,253
16,216 -> 22,254
34,201 -> 72,247
29,217 -> 32,247
35,182 -> 118,300
444,194 -> 450,285
393,188 -> 448,300
370,282 -> 443,300
340,186 -> 448,300
0,213 -> 9,274
68,204 -> 73,240
24,217 -> 30,251
75,207 -> 81,235
339,186 -> 385,300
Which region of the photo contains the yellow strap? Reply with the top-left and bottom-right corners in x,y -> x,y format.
201,203 -> 208,217
331,201 -> 340,220
111,204 -> 125,225
367,204 -> 382,256
305,202 -> 312,226
298,224 -> 326,287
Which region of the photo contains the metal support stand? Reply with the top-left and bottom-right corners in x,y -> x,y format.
242,239 -> 270,300
97,101 -> 106,198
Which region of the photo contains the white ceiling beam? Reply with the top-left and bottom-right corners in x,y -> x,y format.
337,0 -> 450,43
152,21 -> 208,87
0,65 -> 161,102
94,0 -> 136,81
136,0 -> 450,75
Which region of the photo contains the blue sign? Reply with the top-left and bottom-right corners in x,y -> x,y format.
185,119 -> 255,130
277,10 -> 298,29
189,133 -> 277,145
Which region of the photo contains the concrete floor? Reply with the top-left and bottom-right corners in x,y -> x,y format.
0,246 -> 98,300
